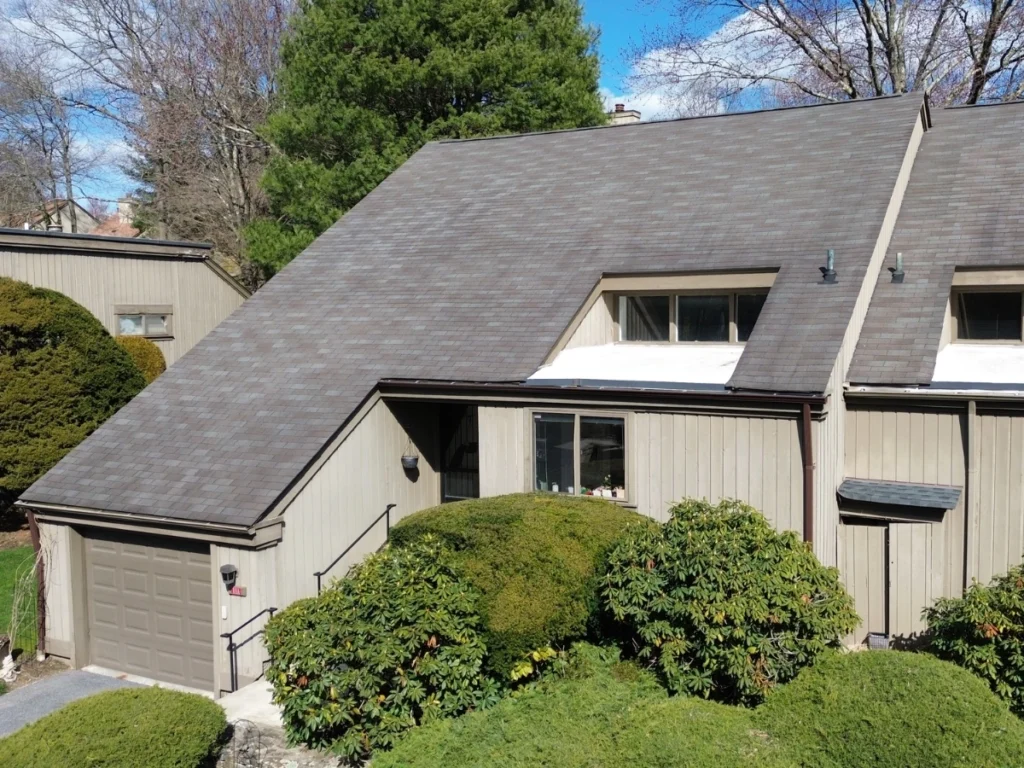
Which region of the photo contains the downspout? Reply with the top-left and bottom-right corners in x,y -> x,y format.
965,400 -> 977,587
27,510 -> 45,660
801,402 -> 814,545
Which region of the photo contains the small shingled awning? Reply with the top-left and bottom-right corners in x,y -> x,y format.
838,478 -> 962,510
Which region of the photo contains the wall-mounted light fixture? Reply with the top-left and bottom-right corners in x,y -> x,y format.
220,564 -> 238,592
820,249 -> 838,284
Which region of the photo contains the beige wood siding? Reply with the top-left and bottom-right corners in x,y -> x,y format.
0,248 -> 245,365
479,406 -> 528,496
39,521 -> 73,656
973,413 -> 1024,584
211,543 -> 278,693
889,522 -> 942,641
275,400 -> 441,607
632,412 -> 803,530
563,294 -> 615,349
813,389 -> 842,567
838,521 -> 886,645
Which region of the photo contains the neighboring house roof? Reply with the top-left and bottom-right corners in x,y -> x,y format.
0,199 -> 98,233
21,95 -> 927,528
838,478 -> 962,510
90,216 -> 141,238
850,101 -> 1024,385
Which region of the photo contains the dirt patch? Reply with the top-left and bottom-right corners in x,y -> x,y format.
0,529 -> 31,550
5,654 -> 68,693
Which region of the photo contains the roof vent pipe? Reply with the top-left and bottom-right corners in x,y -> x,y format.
46,223 -> 62,232
820,249 -> 837,283
889,252 -> 905,283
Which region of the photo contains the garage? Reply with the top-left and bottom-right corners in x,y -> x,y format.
85,530 -> 215,691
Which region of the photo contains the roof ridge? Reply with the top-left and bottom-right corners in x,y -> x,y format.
945,98 -> 1024,111
437,93 -> 911,145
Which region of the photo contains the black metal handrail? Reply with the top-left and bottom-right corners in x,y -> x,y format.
314,503 -> 396,594
221,606 -> 277,695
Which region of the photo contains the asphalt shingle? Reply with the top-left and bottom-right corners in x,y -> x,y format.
838,478 -> 962,510
21,96 -> 926,526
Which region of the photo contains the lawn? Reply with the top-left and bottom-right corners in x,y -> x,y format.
0,546 -> 37,654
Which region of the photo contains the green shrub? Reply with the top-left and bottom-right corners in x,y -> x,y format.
265,536 -> 499,762
0,278 -> 145,513
0,686 -> 226,767
115,335 -> 166,383
604,498 -> 858,705
924,562 -> 1024,715
0,679 -> 6,696
757,650 -> 1024,767
376,642 -> 791,768
391,493 -> 650,678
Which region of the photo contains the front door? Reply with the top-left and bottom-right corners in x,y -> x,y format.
440,404 -> 479,502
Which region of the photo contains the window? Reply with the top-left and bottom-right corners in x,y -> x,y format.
115,306 -> 172,339
617,291 -> 766,343
955,291 -> 1023,341
619,295 -> 670,341
533,412 -> 626,499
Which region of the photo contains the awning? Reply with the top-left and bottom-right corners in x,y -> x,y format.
838,478 -> 961,510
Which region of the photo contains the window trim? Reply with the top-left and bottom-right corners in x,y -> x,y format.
530,408 -> 630,502
950,288 -> 1024,344
616,289 -> 767,344
114,304 -> 174,340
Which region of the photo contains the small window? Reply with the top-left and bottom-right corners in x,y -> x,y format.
118,314 -> 145,336
116,312 -> 172,339
619,295 -> 670,341
736,293 -> 767,342
677,294 -> 729,342
533,412 -> 627,500
957,292 -> 1022,341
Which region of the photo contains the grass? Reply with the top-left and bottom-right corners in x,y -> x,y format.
0,546 -> 37,654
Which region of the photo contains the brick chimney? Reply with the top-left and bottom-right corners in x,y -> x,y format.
608,103 -> 641,126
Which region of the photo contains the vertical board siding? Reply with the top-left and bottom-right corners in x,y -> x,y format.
275,400 -> 441,608
211,544 -> 278,691
632,412 -> 803,530
889,522 -> 941,640
814,387 -> 843,567
562,294 -> 615,349
0,248 -> 245,365
38,521 -> 72,651
974,413 -> 1024,584
838,522 -> 886,645
479,407 -> 527,496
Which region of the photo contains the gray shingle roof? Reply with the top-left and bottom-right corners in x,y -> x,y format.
838,478 -> 962,509
850,101 -> 1024,385
21,96 -> 926,527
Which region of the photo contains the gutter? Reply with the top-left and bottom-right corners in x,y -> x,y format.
15,499 -> 251,534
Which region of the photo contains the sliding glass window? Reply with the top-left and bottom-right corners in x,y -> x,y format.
534,413 -> 574,494
533,412 -> 626,500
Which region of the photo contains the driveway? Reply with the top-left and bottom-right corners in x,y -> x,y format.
0,670 -> 140,737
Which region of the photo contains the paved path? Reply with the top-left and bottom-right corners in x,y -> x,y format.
0,670 -> 140,737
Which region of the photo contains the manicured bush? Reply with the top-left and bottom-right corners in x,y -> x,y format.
0,278 -> 145,514
391,493 -> 650,678
757,650 -> 1024,767
925,562 -> 1024,715
0,686 -> 227,767
264,536 -> 500,762
376,642 -> 791,768
115,335 -> 166,383
604,498 -> 858,705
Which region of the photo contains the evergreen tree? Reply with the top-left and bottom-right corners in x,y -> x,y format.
247,0 -> 606,277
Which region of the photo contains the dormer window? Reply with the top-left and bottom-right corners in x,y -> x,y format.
618,290 -> 766,343
954,291 -> 1023,341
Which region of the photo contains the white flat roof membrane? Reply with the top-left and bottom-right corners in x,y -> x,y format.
528,343 -> 743,387
932,344 -> 1024,386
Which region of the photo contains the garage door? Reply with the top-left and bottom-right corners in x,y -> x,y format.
85,530 -> 215,691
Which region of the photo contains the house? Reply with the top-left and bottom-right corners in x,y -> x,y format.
14,94 -> 1024,697
0,228 -> 248,366
90,198 -> 142,238
1,199 -> 101,235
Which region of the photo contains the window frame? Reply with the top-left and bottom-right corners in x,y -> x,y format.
616,289 -> 767,344
530,408 -> 630,502
114,305 -> 174,340
950,288 -> 1024,344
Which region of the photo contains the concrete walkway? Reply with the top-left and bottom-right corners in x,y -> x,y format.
0,670 -> 140,737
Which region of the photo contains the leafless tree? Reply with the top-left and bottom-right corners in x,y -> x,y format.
9,0 -> 294,287
627,0 -> 1024,114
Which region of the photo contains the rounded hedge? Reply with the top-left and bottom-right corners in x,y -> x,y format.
115,335 -> 166,384
0,278 -> 145,513
376,643 -> 791,768
757,650 -> 1024,768
391,493 -> 651,678
0,686 -> 227,767
925,561 -> 1024,715
604,498 -> 858,705
264,536 -> 499,762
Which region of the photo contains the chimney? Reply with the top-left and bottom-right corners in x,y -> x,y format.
608,103 -> 641,126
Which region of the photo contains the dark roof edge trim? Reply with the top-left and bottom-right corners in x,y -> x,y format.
14,498 -> 251,533
0,226 -> 211,250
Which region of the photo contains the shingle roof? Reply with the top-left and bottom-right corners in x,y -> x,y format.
21,96 -> 926,527
850,101 -> 1024,384
838,478 -> 962,510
